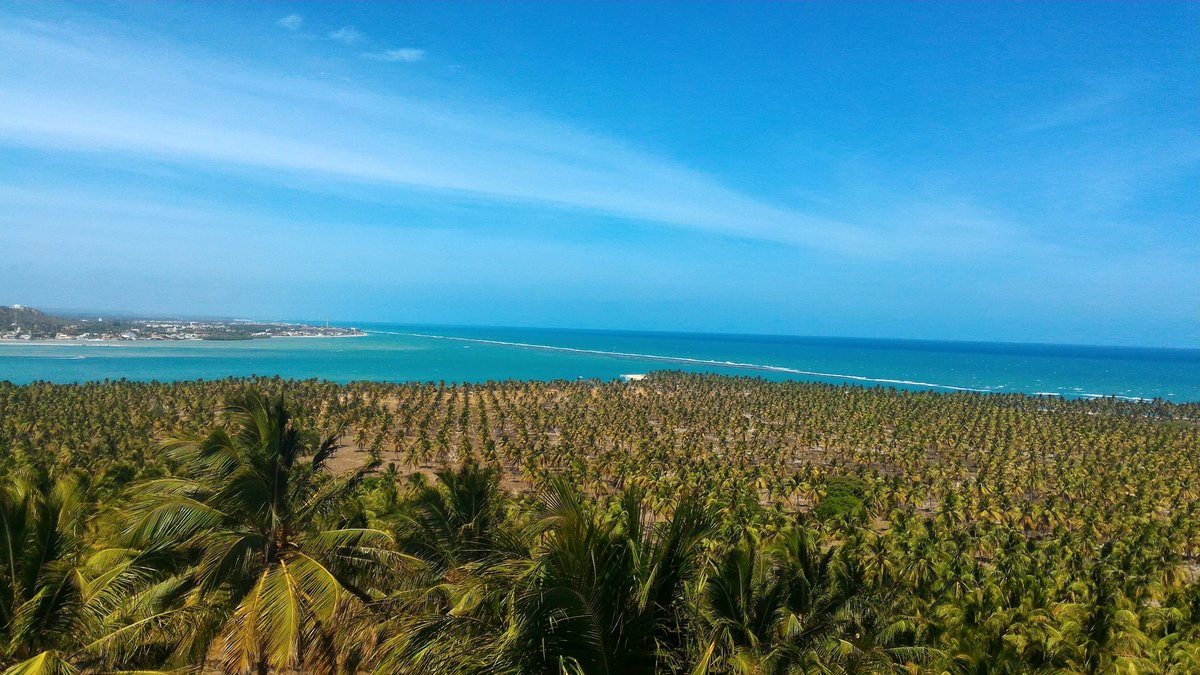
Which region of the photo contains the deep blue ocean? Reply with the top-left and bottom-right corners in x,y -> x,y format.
1,324 -> 1197,402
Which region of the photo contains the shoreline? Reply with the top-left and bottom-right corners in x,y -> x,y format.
0,332 -> 1187,403
0,333 -> 367,346
267,333 -> 367,339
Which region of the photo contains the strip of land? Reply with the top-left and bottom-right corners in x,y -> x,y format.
0,304 -> 364,341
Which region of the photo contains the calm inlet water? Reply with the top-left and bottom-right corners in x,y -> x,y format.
1,324 -> 1197,402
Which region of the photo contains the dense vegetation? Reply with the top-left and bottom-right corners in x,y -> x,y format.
1,373 -> 1198,673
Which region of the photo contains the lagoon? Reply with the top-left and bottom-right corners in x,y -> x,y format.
1,324 -> 1197,402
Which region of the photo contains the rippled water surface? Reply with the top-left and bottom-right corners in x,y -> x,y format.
1,324 -> 1196,402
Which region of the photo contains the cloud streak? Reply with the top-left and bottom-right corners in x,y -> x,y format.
1019,79 -> 1141,133
0,5 -> 1195,346
276,14 -> 302,31
328,26 -> 363,45
0,15 -> 1100,265
367,47 -> 425,63
0,20 -> 902,256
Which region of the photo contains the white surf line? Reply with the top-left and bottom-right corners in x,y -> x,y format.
367,330 -> 992,393
1035,391 -> 1155,402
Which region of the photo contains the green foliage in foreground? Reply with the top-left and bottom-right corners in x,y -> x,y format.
0,374 -> 1198,673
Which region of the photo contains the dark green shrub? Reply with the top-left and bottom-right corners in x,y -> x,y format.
815,476 -> 867,521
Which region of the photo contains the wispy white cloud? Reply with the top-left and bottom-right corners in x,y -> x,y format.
0,184 -> 723,297
0,17 -> 1069,263
0,21 -> 885,255
328,26 -> 363,45
276,14 -> 302,31
1019,77 -> 1142,133
1,7 -> 1195,345
367,47 -> 425,63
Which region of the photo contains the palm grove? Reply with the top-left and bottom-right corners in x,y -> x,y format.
2,373 -> 1199,673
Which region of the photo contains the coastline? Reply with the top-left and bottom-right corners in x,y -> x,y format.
0,333 -> 366,346
266,333 -> 367,339
0,328 -> 1192,402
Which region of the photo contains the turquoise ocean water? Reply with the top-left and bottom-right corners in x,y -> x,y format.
1,324 -> 1197,402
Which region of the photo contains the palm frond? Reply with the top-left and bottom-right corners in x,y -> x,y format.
1,651 -> 79,675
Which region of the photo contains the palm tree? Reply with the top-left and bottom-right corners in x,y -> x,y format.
1057,549 -> 1152,674
377,481 -> 716,675
0,472 -> 170,675
0,471 -> 100,674
393,460 -> 518,573
122,391 -> 400,674
508,482 -> 716,674
694,536 -> 789,673
368,462 -> 528,675
694,527 -> 936,675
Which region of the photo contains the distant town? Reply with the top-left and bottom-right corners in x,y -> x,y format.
0,305 -> 365,341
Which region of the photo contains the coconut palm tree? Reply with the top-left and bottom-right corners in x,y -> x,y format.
393,460 -> 517,573
122,391 -> 400,674
694,526 -> 922,674
376,481 -> 716,675
506,483 -> 716,674
0,472 -> 172,675
0,471 -> 97,673
1057,549 -> 1153,674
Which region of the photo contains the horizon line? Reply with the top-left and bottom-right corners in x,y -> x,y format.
18,304 -> 1200,354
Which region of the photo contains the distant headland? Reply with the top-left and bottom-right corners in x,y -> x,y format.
0,305 -> 365,341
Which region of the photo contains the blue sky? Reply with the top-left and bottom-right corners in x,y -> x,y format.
1,2 -> 1197,347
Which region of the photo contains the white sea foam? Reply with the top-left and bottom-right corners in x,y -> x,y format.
1077,393 -> 1154,401
369,330 -> 993,393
